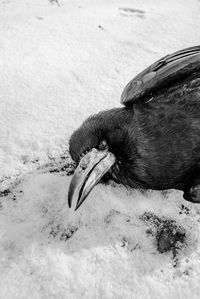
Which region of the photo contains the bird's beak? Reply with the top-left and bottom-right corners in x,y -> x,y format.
68,148 -> 116,211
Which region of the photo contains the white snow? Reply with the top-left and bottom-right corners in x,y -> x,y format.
0,0 -> 200,298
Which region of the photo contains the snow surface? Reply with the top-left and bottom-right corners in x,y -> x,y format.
0,0 -> 200,298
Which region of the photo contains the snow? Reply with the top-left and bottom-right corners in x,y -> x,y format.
0,0 -> 200,298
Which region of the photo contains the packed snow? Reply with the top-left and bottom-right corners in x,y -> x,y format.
0,0 -> 200,298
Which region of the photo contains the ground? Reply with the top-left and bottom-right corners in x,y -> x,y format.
0,0 -> 200,298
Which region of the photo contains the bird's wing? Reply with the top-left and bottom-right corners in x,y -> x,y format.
121,45 -> 200,105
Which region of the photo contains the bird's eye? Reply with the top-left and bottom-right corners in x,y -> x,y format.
99,140 -> 108,151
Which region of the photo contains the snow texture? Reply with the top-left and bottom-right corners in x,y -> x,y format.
0,0 -> 200,298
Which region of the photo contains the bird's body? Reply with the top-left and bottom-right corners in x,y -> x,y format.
68,46 -> 200,210
120,76 -> 200,191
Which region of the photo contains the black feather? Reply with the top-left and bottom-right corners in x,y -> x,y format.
69,47 -> 200,197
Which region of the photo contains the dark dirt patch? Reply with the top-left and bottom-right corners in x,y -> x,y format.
140,212 -> 186,257
0,175 -> 22,202
0,189 -> 11,197
178,204 -> 191,215
38,152 -> 76,176
0,187 -> 23,202
157,226 -> 185,255
0,151 -> 75,203
50,224 -> 78,241
48,162 -> 75,176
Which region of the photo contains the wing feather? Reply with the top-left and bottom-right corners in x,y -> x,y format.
121,46 -> 200,105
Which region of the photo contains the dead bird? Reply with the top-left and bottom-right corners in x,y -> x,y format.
68,46 -> 200,210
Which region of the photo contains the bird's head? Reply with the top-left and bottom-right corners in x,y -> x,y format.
68,108 -> 138,210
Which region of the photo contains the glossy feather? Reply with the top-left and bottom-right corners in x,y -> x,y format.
69,46 -> 200,201
121,45 -> 200,105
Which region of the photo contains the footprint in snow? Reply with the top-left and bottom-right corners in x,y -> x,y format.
119,7 -> 146,19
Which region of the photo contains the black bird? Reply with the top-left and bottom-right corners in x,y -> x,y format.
68,46 -> 200,211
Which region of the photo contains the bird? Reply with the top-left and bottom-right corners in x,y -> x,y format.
68,45 -> 200,211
